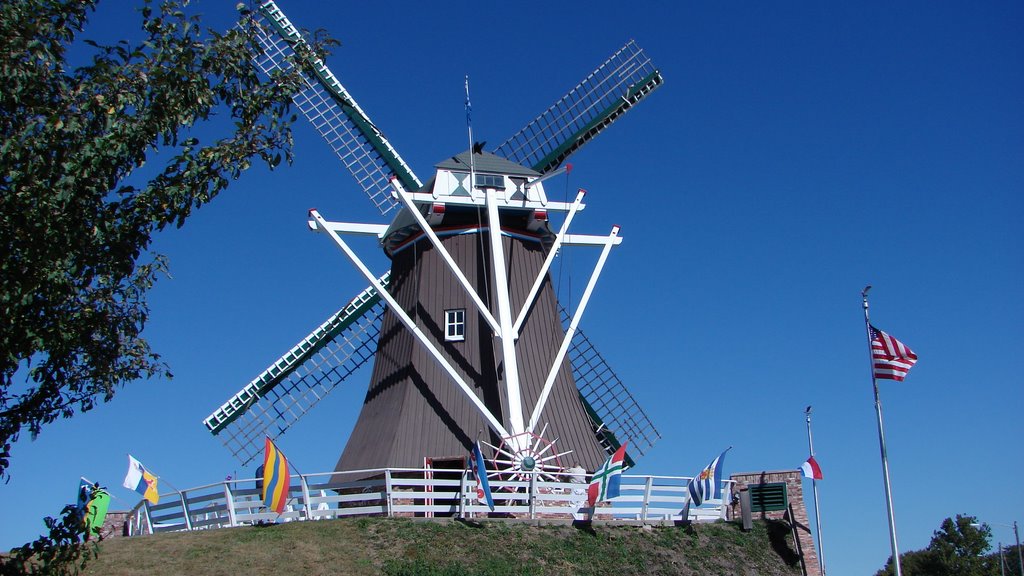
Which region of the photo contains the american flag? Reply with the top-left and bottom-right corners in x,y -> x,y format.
870,325 -> 918,381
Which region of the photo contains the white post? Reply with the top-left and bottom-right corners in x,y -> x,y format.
222,482 -> 238,527
143,501 -> 154,535
529,472 -> 537,519
720,482 -> 731,520
299,474 -> 313,520
459,470 -> 467,518
128,506 -> 139,536
178,490 -> 193,531
485,188 -> 526,441
641,476 -> 653,522
385,470 -> 393,517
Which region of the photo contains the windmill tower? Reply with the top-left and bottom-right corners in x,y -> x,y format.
204,0 -> 663,477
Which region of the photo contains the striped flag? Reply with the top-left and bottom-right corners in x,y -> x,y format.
587,443 -> 627,507
471,441 -> 495,511
261,437 -> 290,515
687,448 -> 730,507
801,455 -> 823,480
870,325 -> 918,381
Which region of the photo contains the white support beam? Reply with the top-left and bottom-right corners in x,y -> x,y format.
513,189 -> 587,336
390,179 -> 501,334
485,188 -> 526,442
308,209 -> 511,439
400,191 -> 586,213
561,233 -> 625,247
306,220 -> 389,237
525,164 -> 572,191
527,226 -> 621,434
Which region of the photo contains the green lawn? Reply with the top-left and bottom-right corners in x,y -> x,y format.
82,518 -> 806,576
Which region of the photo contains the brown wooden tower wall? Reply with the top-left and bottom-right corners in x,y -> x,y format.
334,225 -> 608,473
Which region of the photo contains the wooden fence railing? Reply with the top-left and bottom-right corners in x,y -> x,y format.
126,469 -> 732,536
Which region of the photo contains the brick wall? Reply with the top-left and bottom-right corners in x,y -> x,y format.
98,510 -> 129,539
729,470 -> 821,576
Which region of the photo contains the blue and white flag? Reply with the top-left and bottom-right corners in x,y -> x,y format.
471,441 -> 494,511
687,448 -> 731,507
464,76 -> 472,126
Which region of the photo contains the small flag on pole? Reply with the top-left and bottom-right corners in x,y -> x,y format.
870,325 -> 918,381
464,76 -> 472,125
262,437 -> 290,515
123,455 -> 159,505
801,455 -> 824,480
75,478 -> 108,536
587,443 -> 627,507
76,478 -> 92,514
687,448 -> 731,507
471,441 -> 495,511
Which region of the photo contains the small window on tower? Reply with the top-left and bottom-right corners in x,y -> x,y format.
475,174 -> 505,190
445,309 -> 466,342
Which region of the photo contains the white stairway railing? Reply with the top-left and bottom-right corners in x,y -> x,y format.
125,469 -> 732,536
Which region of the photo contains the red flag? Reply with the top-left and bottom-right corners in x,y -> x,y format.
870,325 -> 918,381
801,455 -> 823,480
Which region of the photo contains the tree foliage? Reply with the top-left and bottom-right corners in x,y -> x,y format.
875,514 -> 1017,576
0,0 -> 333,479
0,505 -> 95,576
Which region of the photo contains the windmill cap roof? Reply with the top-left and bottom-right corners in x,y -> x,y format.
436,150 -> 540,178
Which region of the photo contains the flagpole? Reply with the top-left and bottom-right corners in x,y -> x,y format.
465,76 -> 475,181
805,406 -> 826,576
82,476 -> 125,503
861,286 -> 902,576
128,453 -> 183,495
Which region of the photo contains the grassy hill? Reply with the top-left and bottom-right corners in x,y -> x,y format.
80,517 -> 806,576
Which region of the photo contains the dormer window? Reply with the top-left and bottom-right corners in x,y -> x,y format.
475,174 -> 505,190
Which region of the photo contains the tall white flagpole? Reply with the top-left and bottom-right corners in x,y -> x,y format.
861,286 -> 902,576
465,76 -> 475,181
805,406 -> 826,576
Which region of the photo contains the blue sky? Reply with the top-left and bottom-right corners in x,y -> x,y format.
4,1 -> 1022,574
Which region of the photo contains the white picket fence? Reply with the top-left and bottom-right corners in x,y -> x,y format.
125,468 -> 732,536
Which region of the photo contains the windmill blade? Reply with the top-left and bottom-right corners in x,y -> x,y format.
493,40 -> 663,174
251,1 -> 420,214
560,306 -> 661,461
203,275 -> 389,465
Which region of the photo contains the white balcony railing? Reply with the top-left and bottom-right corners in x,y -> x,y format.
126,469 -> 732,536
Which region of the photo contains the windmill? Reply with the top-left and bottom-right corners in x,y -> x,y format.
203,0 -> 663,478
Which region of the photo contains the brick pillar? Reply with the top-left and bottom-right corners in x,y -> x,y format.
99,510 -> 129,539
729,470 -> 821,576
